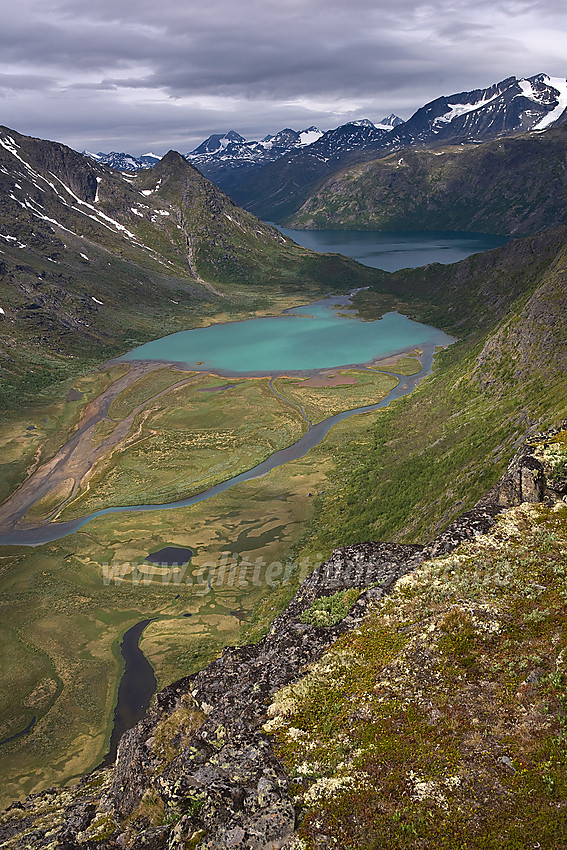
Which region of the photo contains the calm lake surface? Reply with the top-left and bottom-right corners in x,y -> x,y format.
276,227 -> 509,272
120,229 -> 504,373
121,298 -> 453,374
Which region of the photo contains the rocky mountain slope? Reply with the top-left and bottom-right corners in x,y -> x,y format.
184,118 -> 402,200
287,124 -> 567,234
228,74 -> 567,221
0,126 -> 378,411
1,424 -> 565,848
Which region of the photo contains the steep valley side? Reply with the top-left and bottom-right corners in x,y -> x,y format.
0,127 -> 380,414
293,227 -> 567,562
286,126 -> 567,235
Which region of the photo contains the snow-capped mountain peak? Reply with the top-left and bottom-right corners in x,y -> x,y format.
190,130 -> 246,156
298,126 -> 323,146
392,74 -> 567,147
374,114 -> 404,131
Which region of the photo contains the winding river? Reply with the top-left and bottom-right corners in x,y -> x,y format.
0,341 -> 445,548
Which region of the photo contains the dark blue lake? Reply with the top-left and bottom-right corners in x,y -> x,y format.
276,227 -> 509,272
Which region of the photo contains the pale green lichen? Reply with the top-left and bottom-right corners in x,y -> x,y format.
266,500 -> 567,848
534,430 -> 567,481
299,588 -> 361,627
81,812 -> 118,842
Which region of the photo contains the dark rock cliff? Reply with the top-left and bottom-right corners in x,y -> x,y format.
1,428 -> 566,849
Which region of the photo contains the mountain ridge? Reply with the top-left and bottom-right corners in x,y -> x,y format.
0,125 -> 380,411
286,124 -> 567,235
227,73 -> 567,221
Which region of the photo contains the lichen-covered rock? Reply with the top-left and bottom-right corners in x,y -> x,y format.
479,421 -> 567,508
2,427 -> 565,849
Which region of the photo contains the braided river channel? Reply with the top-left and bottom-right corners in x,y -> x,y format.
0,229 -> 509,547
0,228 -> 507,761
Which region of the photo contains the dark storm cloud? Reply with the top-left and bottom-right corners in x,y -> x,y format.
1,0 -> 566,153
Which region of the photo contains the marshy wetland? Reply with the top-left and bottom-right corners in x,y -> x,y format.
0,292 -> 452,806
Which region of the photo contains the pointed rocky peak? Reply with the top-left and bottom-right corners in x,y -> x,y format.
377,114 -> 404,129
188,130 -> 246,156
350,118 -> 376,128
225,130 -> 245,142
269,128 -> 301,146
157,149 -> 189,167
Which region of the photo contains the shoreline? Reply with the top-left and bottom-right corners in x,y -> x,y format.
0,341 -> 444,547
112,293 -> 454,378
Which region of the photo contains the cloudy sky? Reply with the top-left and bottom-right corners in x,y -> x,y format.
1,0 -> 566,154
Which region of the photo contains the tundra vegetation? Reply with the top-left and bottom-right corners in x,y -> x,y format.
266,494 -> 567,848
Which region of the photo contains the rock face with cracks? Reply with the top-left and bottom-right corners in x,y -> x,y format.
1,426 -> 566,849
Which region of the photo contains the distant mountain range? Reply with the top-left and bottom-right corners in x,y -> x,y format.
82,150 -> 162,171
83,115 -> 402,175
184,115 -> 403,184
82,74 -> 567,222
231,73 -> 567,220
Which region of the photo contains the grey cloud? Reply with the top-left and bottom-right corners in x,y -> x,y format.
0,73 -> 57,92
1,0 -> 566,153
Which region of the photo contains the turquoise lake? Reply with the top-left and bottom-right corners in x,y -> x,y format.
121,299 -> 454,375
120,230 -> 506,373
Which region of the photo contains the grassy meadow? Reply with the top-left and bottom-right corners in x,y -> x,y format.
0,356 -> 407,807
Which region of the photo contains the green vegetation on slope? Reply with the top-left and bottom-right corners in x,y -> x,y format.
267,493 -> 567,849
287,126 -> 567,235
294,229 -> 567,558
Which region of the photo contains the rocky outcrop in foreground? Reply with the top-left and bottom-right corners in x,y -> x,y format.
1,426 -> 566,849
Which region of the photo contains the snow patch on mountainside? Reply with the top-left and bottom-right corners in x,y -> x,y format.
516,79 -> 541,102
434,94 -> 499,126
299,128 -> 323,146
533,76 -> 567,129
